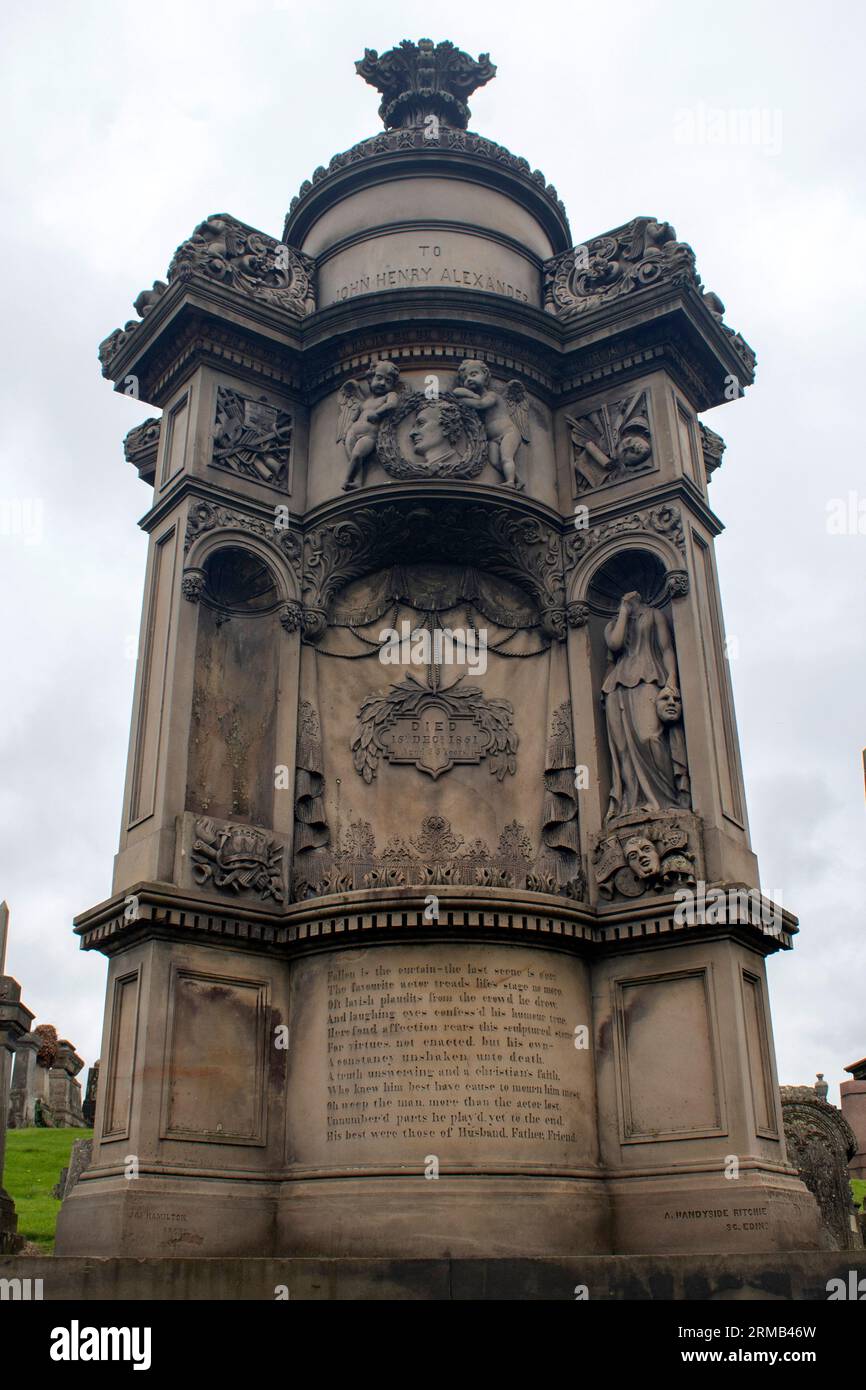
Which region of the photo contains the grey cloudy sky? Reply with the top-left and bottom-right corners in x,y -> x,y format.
1,0 -> 863,1097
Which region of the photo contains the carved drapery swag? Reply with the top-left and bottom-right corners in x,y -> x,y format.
294,698 -> 329,853
542,696 -> 581,888
302,503 -> 567,645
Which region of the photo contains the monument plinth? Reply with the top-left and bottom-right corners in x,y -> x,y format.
56,39 -> 821,1260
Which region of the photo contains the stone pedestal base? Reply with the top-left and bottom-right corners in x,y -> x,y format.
55,1174 -> 279,1259
608,1171 -> 822,1255
276,1175 -> 613,1258
55,889 -> 824,1263
4,1251 -> 866,1300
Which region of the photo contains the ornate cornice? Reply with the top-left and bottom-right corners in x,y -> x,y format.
547,219 -> 756,383
283,127 -> 570,245
72,881 -> 793,957
98,214 -> 315,381
123,417 -> 161,485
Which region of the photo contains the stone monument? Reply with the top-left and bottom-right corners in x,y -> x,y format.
781,1084 -> 862,1250
0,903 -> 34,1252
8,1024 -> 87,1129
56,38 -> 822,1261
841,1057 -> 866,1181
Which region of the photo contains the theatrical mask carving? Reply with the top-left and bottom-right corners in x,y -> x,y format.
602,590 -> 690,822
593,818 -> 697,899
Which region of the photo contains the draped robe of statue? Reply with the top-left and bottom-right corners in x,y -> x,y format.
602,598 -> 690,821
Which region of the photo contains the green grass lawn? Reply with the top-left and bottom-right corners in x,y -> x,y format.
3,1128 -> 92,1252
852,1179 -> 866,1212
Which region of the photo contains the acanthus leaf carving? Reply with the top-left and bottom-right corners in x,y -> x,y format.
699,422 -> 726,482
303,503 -> 565,643
545,218 -> 700,319
168,214 -> 315,316
123,417 -> 161,482
355,38 -> 497,131
351,675 -> 518,783
565,504 -> 686,570
184,499 -> 302,587
98,213 -> 316,378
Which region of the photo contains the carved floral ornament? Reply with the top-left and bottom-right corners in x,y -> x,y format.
292,812 -> 585,904
288,38 -> 567,224
355,38 -> 496,130
181,501 -> 302,625
352,673 -> 517,783
98,213 -> 316,377
565,505 -> 689,614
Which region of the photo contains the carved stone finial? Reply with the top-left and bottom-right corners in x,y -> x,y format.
355,38 -> 496,130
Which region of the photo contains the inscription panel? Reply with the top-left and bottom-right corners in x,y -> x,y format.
286,943 -> 595,1171
320,232 -> 539,308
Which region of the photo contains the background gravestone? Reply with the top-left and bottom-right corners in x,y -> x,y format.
0,903 -> 34,1253
841,1056 -> 866,1180
781,1084 -> 862,1251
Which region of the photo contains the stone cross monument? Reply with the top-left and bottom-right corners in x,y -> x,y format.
56,39 -> 821,1261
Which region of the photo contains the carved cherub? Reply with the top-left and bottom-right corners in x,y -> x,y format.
452,360 -> 530,489
337,360 -> 404,490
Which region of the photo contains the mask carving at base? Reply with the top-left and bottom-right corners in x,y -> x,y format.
593,819 -> 696,900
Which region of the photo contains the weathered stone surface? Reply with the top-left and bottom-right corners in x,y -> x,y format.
1,1252 -> 865,1301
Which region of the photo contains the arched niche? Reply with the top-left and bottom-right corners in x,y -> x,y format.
185,544 -> 282,827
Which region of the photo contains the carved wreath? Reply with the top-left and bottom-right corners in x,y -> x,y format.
352,675 -> 517,783
375,390 -> 487,479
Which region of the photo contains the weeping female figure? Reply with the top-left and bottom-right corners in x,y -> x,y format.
602,590 -> 690,821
